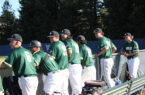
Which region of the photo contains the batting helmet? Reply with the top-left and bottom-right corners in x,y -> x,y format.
29,40 -> 42,48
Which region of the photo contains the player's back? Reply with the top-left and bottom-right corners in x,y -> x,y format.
64,38 -> 81,64
49,41 -> 68,70
34,50 -> 59,75
7,47 -> 37,77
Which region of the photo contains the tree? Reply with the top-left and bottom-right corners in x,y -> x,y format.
102,0 -> 145,39
0,0 -> 17,44
19,0 -> 100,42
19,0 -> 60,43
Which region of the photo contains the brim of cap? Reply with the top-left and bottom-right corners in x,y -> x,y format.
7,38 -> 22,42
28,46 -> 41,48
47,35 -> 59,37
124,35 -> 131,37
7,38 -> 14,41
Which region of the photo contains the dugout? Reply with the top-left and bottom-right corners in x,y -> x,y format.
0,50 -> 145,95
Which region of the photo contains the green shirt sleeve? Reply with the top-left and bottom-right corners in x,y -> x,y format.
33,54 -> 41,65
49,45 -> 57,59
133,42 -> 139,52
4,52 -> 15,67
66,42 -> 72,50
101,39 -> 110,50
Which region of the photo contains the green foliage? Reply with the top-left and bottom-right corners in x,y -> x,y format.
102,0 -> 145,39
0,0 -> 17,44
19,0 -> 99,43
1,0 -> 145,44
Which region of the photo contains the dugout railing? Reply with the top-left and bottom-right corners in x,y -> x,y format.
102,75 -> 145,95
1,49 -> 145,95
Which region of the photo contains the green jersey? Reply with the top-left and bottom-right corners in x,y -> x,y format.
4,47 -> 37,77
79,44 -> 93,67
33,50 -> 59,75
122,40 -> 139,59
64,38 -> 81,64
98,37 -> 116,58
49,41 -> 68,70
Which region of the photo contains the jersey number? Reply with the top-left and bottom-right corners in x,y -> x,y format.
24,52 -> 32,62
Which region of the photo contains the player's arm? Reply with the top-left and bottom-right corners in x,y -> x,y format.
33,54 -> 41,67
96,48 -> 107,57
0,63 -> 8,68
66,43 -> 72,57
124,51 -> 139,57
67,49 -> 72,57
79,48 -> 84,62
96,40 -> 108,56
111,41 -> 117,53
112,47 -> 117,53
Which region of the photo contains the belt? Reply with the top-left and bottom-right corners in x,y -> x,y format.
18,74 -> 36,77
45,71 -> 57,75
127,56 -> 137,59
70,62 -> 75,65
100,56 -> 111,59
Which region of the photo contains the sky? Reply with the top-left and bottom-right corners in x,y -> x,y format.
0,0 -> 20,18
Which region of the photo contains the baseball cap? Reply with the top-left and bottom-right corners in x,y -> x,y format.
47,31 -> 59,37
7,34 -> 23,42
94,28 -> 103,33
77,35 -> 86,41
29,40 -> 42,48
61,29 -> 71,36
124,32 -> 132,37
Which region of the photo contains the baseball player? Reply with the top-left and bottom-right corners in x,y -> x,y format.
29,40 -> 61,95
48,31 -> 69,95
61,29 -> 82,95
93,28 -> 117,88
121,33 -> 140,79
77,35 -> 96,87
0,34 -> 38,95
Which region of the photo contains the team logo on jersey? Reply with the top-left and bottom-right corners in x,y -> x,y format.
126,47 -> 132,50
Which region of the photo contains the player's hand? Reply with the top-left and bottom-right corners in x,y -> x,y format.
95,53 -> 99,57
0,63 -> 6,69
124,53 -> 129,57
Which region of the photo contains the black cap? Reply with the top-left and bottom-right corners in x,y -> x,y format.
77,35 -> 86,41
47,31 -> 59,37
61,29 -> 71,36
29,40 -> 42,48
77,35 -> 87,44
124,32 -> 132,37
7,34 -> 23,42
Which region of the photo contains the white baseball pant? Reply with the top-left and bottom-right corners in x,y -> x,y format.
69,64 -> 82,95
59,69 -> 69,95
42,74 -> 47,84
81,65 -> 96,87
0,91 -> 4,95
127,57 -> 140,78
43,71 -> 62,95
100,58 -> 115,88
18,76 -> 38,95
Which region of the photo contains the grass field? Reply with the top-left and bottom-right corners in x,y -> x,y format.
0,56 -> 13,77
0,56 -> 7,63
